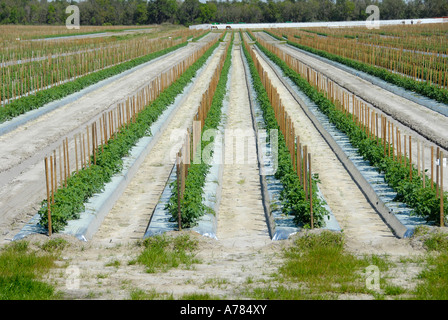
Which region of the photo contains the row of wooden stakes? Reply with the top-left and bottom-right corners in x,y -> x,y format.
0,32 -> 192,106
244,39 -> 316,228
257,35 -> 446,226
174,36 -> 231,230
273,28 -> 448,90
42,37 -> 219,235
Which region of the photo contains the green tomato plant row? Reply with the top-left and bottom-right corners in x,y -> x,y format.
264,30 -> 448,106
37,37 -> 223,233
254,33 -> 447,225
0,41 -> 190,124
242,32 -> 329,229
165,33 -> 234,229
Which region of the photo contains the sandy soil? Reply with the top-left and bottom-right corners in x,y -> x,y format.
214,37 -> 274,270
0,33 -> 220,245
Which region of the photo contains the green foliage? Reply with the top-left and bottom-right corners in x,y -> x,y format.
166,33 -> 233,228
249,231 -> 372,299
38,39 -> 221,233
0,41 -> 188,124
256,35 -> 447,224
242,33 -> 328,228
0,240 -> 57,300
0,0 -> 447,26
414,232 -> 448,299
134,234 -> 199,273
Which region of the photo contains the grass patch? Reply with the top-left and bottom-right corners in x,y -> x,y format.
180,292 -> 221,300
129,288 -> 174,300
0,240 -> 59,300
413,230 -> 448,299
279,231 -> 370,295
246,231 -> 396,299
134,234 -> 200,273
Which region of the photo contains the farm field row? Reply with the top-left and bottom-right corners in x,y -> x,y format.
0,26 -> 207,107
254,31 -> 448,199
0,31 -> 221,245
268,23 -> 448,96
0,26 -> 447,300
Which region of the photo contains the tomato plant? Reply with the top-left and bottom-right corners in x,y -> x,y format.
38,39 -> 222,233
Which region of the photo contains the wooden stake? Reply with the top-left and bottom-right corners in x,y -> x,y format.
309,153 -> 313,229
422,144 -> 425,188
296,137 -> 301,182
44,157 -> 52,237
99,117 -> 104,152
391,123 -> 395,160
417,139 -> 420,176
304,145 -> 308,197
388,120 -> 391,158
66,138 -> 70,179
440,150 -> 444,227
176,153 -> 182,231
53,150 -> 57,193
63,139 -> 67,187
86,125 -> 91,166
431,146 -> 434,189
409,135 -> 412,181
82,133 -> 86,169
376,113 -> 379,145
92,123 -> 96,166
75,134 -> 79,173
59,146 -> 63,187
436,147 -> 440,198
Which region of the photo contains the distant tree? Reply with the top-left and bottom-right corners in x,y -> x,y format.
423,0 -> 448,17
199,2 -> 217,23
404,0 -> 425,19
379,0 -> 406,20
332,0 -> 355,21
315,0 -> 334,21
262,0 -> 281,22
135,1 -> 148,24
121,0 -> 138,25
0,0 -> 443,26
46,3 -> 56,24
278,0 -> 298,22
177,0 -> 200,25
148,0 -> 178,24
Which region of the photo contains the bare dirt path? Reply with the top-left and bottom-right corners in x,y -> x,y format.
212,35 -> 274,275
0,33 -> 219,245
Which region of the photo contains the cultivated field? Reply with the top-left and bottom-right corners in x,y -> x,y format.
0,23 -> 447,302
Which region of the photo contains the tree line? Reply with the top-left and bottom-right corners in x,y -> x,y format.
0,0 -> 447,26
